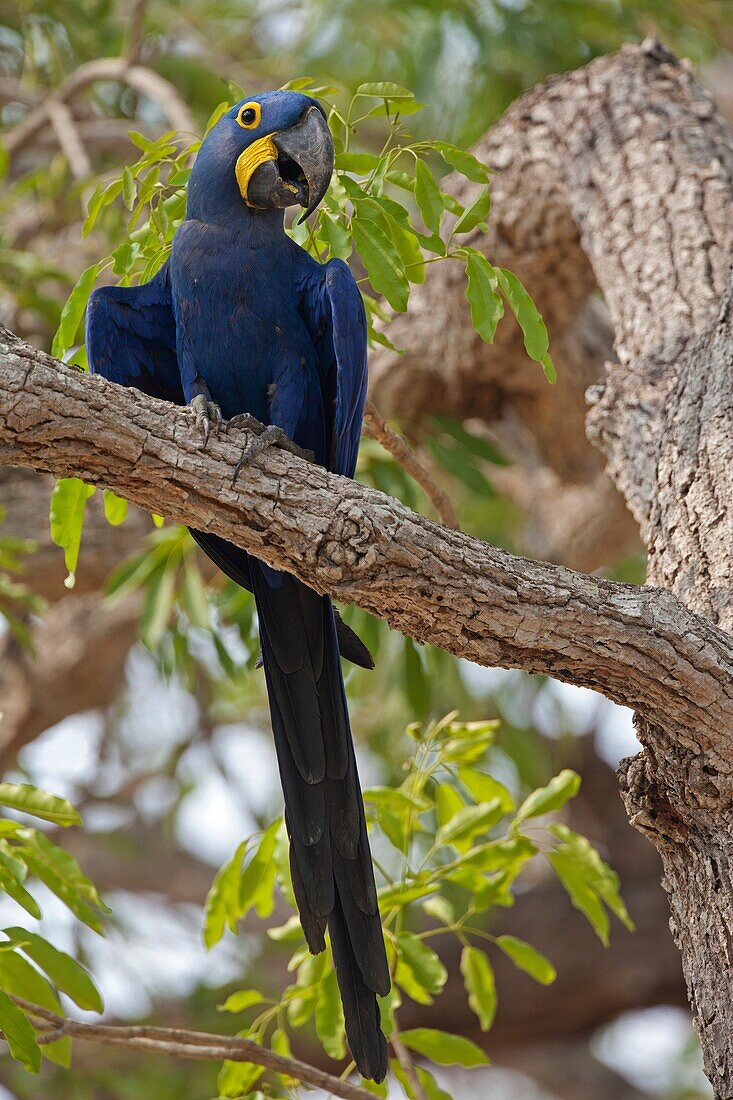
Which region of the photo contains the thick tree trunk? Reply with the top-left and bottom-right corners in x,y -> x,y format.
372,38 -> 733,1091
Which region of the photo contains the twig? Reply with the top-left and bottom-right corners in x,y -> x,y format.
124,0 -> 149,63
362,399 -> 459,529
4,58 -> 196,164
13,998 -> 374,1100
390,1018 -> 429,1100
46,98 -> 92,180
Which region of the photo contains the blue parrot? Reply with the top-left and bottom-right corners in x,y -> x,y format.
86,90 -> 390,1081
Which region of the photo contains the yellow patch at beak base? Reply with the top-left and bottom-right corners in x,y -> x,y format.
235,135 -> 279,207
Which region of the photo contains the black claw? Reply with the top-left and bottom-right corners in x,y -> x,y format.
231,424 -> 315,486
191,394 -> 222,448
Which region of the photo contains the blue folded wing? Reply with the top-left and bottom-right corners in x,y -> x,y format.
295,256 -> 368,478
86,262 -> 183,403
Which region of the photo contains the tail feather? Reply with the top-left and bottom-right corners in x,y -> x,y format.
249,559 -> 390,1082
330,893 -> 389,1082
188,529 -> 374,670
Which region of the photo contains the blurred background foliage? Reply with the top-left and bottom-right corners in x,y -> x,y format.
0,1 -> 731,1098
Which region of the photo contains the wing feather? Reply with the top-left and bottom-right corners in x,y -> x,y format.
86,263 -> 183,403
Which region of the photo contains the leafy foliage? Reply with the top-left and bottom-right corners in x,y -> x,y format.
0,780 -> 105,1074
0,508 -> 43,650
203,714 -> 631,1093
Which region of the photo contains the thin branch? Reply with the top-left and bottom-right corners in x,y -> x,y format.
46,98 -> 92,180
362,399 -> 459,529
13,999 -> 374,1100
4,58 -> 195,164
390,1018 -> 428,1100
124,0 -> 149,63
1,328 -> 732,758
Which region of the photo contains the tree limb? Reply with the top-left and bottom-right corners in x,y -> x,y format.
362,400 -> 458,529
12,998 -> 374,1100
3,57 -> 195,163
0,327 -> 731,757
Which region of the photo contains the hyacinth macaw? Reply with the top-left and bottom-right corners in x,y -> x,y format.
86,91 -> 390,1081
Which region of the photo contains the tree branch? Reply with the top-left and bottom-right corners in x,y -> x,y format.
362,400 -> 458,529
1,326 -> 731,756
12,998 -> 374,1100
4,57 -> 195,164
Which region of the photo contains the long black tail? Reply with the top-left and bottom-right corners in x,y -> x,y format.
190,531 -> 390,1081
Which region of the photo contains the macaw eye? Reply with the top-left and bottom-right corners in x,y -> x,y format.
236,102 -> 261,129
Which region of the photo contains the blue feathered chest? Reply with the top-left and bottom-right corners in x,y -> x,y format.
169,219 -> 325,442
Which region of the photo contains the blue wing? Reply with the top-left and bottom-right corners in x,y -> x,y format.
86,262 -> 184,404
294,256 -> 368,478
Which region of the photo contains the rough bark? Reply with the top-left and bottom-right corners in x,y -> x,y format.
1,328 -> 730,754
375,39 -> 733,1093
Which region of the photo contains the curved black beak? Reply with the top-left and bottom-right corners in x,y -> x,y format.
246,106 -> 334,221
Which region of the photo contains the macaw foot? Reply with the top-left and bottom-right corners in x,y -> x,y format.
232,423 -> 315,484
190,395 -> 223,447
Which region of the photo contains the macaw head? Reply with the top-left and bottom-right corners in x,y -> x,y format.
188,90 -> 334,225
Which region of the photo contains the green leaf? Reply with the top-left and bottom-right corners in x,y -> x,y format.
0,784 -> 81,828
548,823 -> 634,936
352,219 -> 409,312
422,895 -> 454,926
548,847 -> 610,944
513,769 -> 581,826
83,178 -> 123,236
460,946 -> 496,1031
428,438 -> 495,498
140,560 -> 177,648
16,830 -> 109,933
203,840 -> 247,949
355,82 -> 414,99
3,927 -> 103,1011
0,865 -> 41,920
399,1027 -> 489,1067
458,768 -> 514,813
391,1060 -> 453,1100
432,142 -> 489,183
495,935 -> 556,985
436,799 -> 503,848
379,880 -> 438,910
51,262 -> 99,357
396,932 -> 447,995
217,989 -> 265,1014
435,784 -> 464,833
540,352 -> 557,384
315,967 -> 346,1060
453,187 -> 491,235
494,267 -> 553,374
433,417 -> 508,466
414,161 -> 443,235
404,637 -> 430,717
122,165 -> 136,210
321,214 -> 352,261
385,169 -> 415,192
0,990 -> 40,1073
239,819 -> 279,920
103,490 -> 128,527
180,557 -> 209,629
49,478 -> 96,588
335,152 -> 381,174
463,251 -> 503,344
217,1047 -> 264,1098
383,213 -> 425,284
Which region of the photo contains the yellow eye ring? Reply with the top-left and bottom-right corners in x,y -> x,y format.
236,101 -> 261,129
